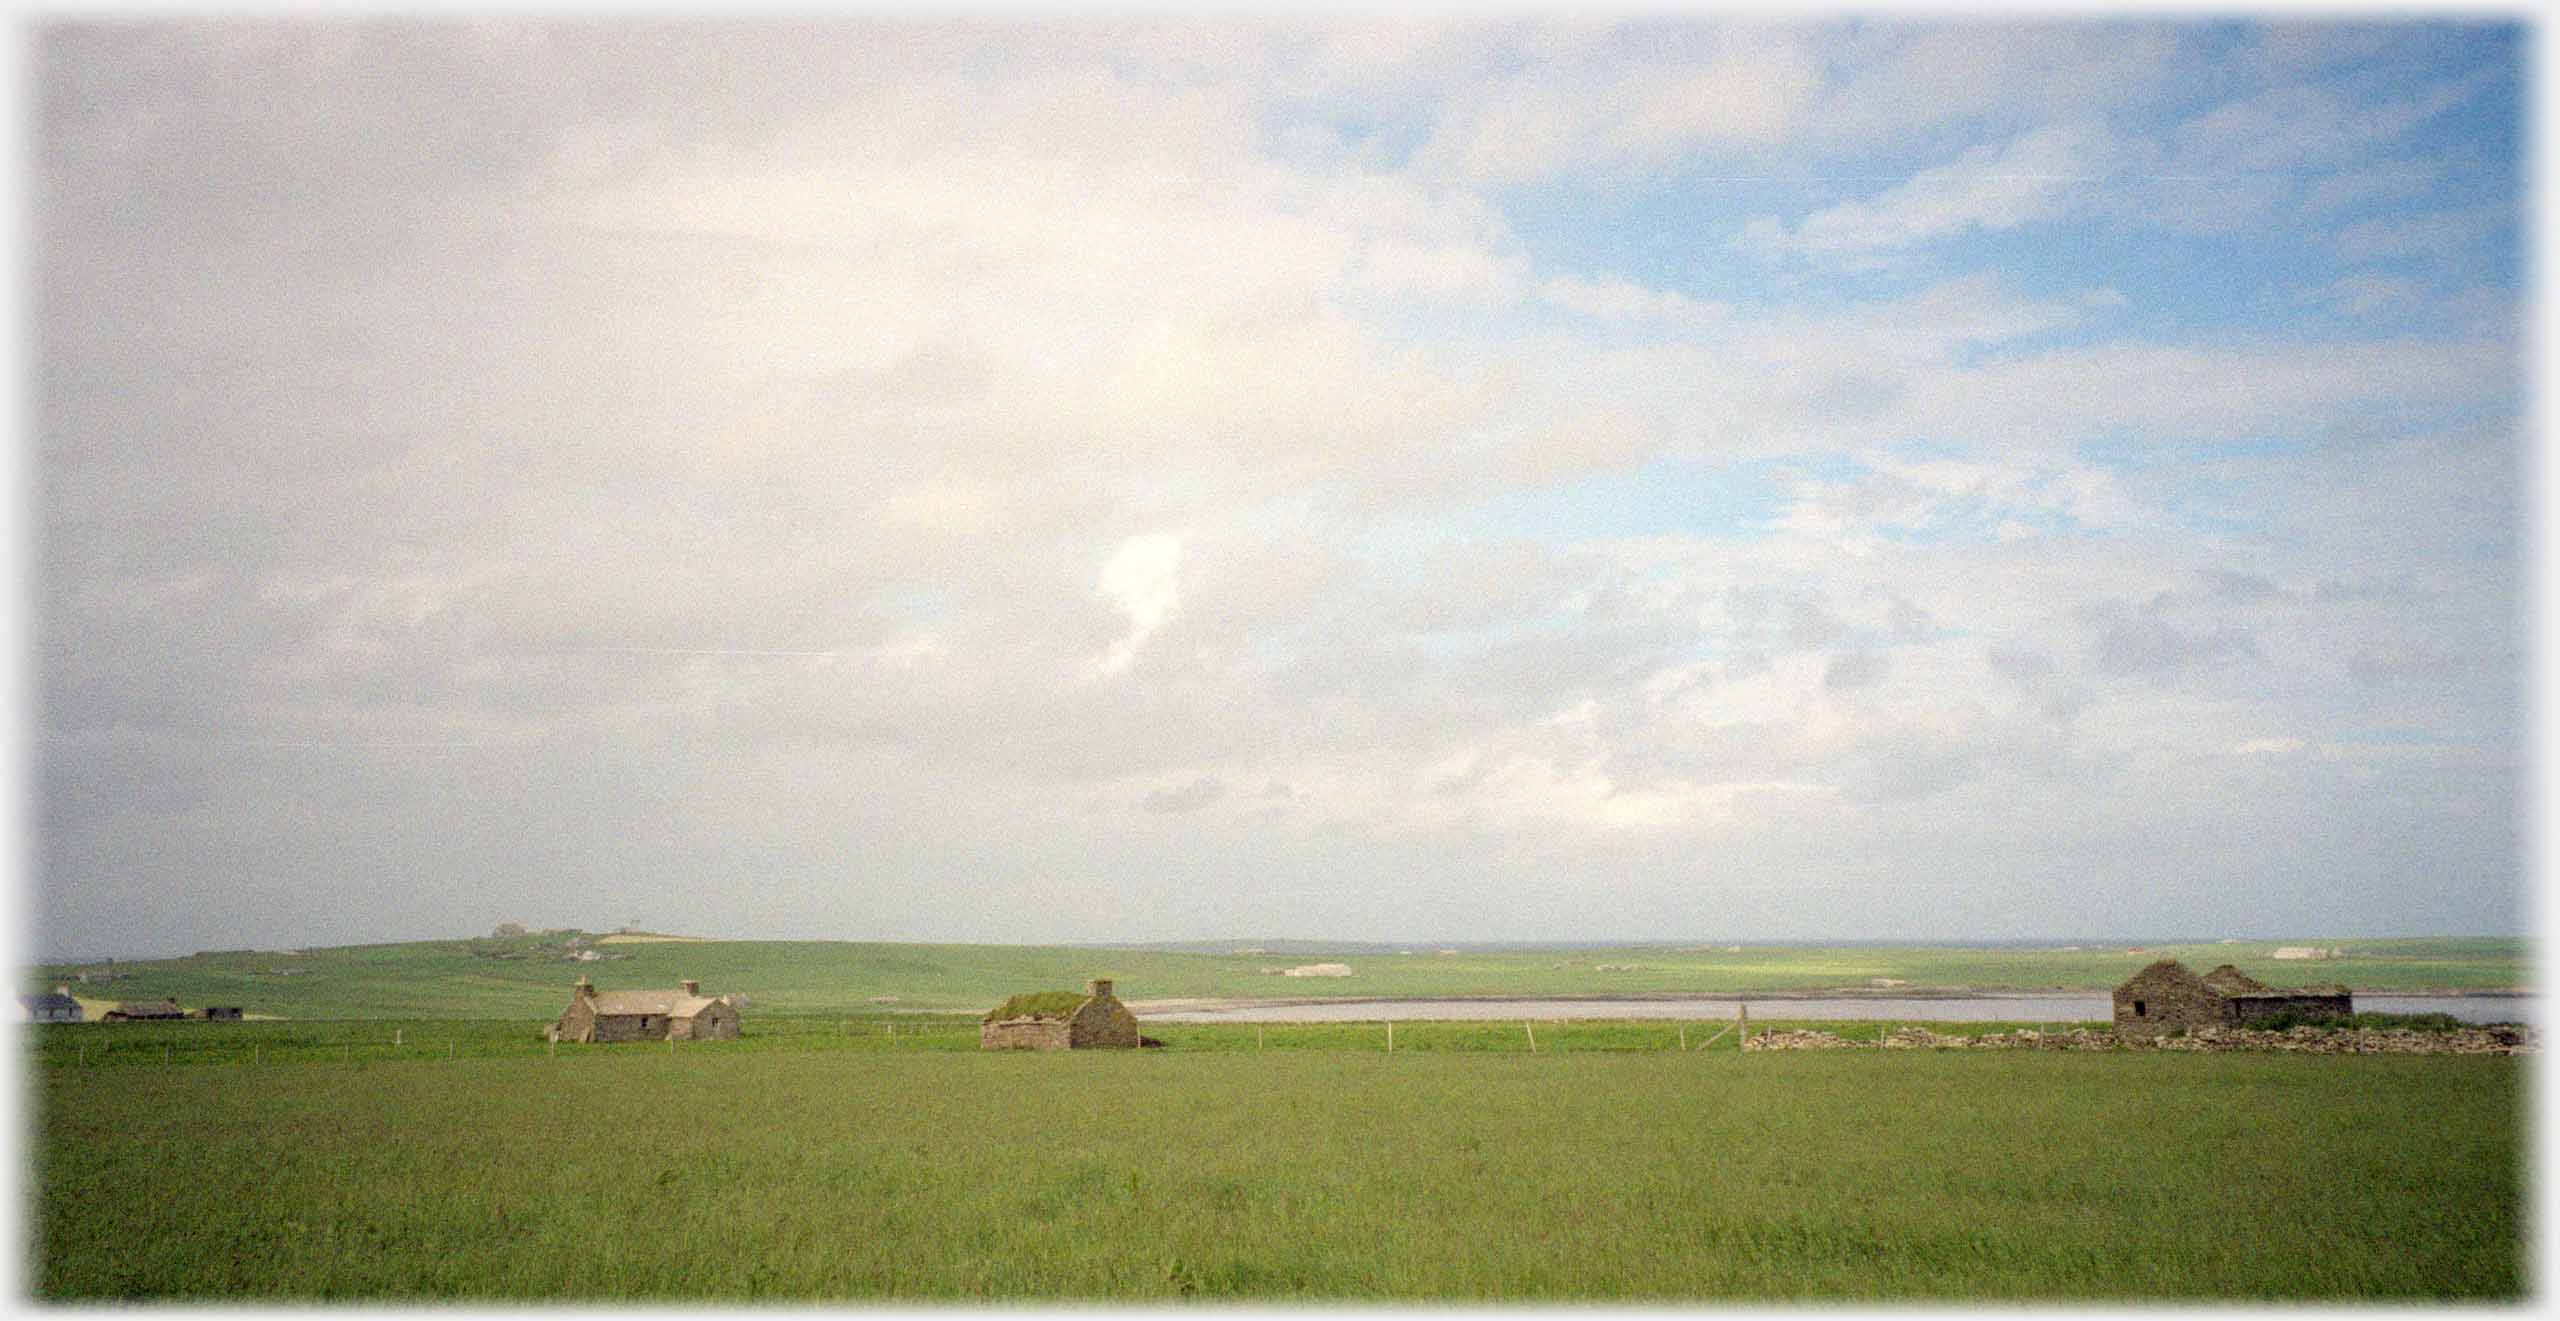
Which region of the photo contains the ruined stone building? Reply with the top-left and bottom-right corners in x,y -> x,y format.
2113,960 -> 2352,1037
980,978 -> 1141,1050
99,998 -> 183,1022
550,978 -> 741,1043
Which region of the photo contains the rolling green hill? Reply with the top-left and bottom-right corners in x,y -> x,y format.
23,933 -> 2526,1021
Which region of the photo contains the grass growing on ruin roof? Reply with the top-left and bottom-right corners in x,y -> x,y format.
982,990 -> 1087,1021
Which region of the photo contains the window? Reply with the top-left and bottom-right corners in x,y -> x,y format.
2134,1001 -> 2147,1017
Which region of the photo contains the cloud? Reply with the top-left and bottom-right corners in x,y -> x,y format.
2167,70 -> 2484,175
1094,535 -> 1185,677
30,19 -> 2525,954
1415,21 -> 1821,184
1823,650 -> 1888,693
2308,271 -> 2429,318
1143,776 -> 1228,814
2081,599 -> 2257,679
1806,22 -> 2184,149
1747,122 -> 2116,257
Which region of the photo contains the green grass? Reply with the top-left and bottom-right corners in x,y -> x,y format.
983,990 -> 1088,1021
28,1043 -> 2522,1300
25,933 -> 2528,1019
18,1013 -> 2088,1072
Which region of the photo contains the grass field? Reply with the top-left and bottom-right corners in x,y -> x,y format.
28,1042 -> 2522,1301
20,1012 -> 2100,1072
24,933 -> 2527,1020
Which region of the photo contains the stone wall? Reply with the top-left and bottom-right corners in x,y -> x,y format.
555,999 -> 596,1043
1742,1024 -> 2531,1055
1069,995 -> 1140,1049
591,1012 -> 661,1043
675,1002 -> 741,1040
981,1017 -> 1072,1051
2226,993 -> 2352,1025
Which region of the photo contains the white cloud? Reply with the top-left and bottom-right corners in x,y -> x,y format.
2309,272 -> 2428,318
1094,534 -> 1185,677
1749,122 -> 2116,257
1415,22 -> 1821,184
33,19 -> 2525,952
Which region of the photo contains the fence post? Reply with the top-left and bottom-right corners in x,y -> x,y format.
1738,1002 -> 1748,1049
1256,1025 -> 1264,1050
394,1029 -> 403,1047
1524,1021 -> 1536,1054
1679,1025 -> 1687,1052
1386,1021 -> 1394,1054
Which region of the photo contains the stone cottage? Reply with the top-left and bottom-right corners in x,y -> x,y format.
980,978 -> 1141,1050
2113,960 -> 2352,1037
18,986 -> 82,1022
550,978 -> 741,1043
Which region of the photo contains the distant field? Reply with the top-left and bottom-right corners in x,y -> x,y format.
23,934 -> 2527,1020
29,1044 -> 2521,1301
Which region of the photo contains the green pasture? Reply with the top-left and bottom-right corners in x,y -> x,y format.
28,1043 -> 2521,1301
18,1013 -> 2101,1072
24,933 -> 2526,1020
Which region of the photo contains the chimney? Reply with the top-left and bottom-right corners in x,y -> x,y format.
575,977 -> 593,1000
681,979 -> 699,997
1088,978 -> 1113,1000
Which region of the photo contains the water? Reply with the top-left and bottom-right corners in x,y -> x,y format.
1143,994 -> 2534,1026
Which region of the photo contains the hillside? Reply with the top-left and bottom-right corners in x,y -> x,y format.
23,933 -> 2526,1021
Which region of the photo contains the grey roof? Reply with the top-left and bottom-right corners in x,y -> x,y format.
20,992 -> 80,1013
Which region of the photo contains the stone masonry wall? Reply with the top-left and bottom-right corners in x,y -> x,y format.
1742,1024 -> 2531,1055
2227,993 -> 2352,1025
981,1018 -> 1072,1051
1069,996 -> 1140,1049
674,1003 -> 741,1040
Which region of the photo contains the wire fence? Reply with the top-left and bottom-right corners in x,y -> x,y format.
21,1012 -> 2113,1070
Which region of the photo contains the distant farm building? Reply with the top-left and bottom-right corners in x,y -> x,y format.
980,979 -> 1141,1051
550,978 -> 740,1043
2113,960 -> 2351,1038
196,1006 -> 243,1021
18,987 -> 82,1022
1281,963 -> 1353,978
100,999 -> 183,1022
2271,946 -> 2345,960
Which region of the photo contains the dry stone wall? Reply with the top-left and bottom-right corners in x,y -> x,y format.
1743,1025 -> 2532,1055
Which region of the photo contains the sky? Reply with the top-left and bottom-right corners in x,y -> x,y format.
24,14 -> 2532,961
